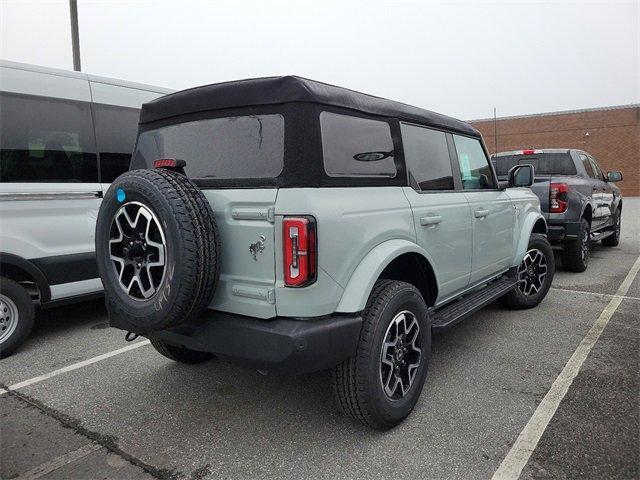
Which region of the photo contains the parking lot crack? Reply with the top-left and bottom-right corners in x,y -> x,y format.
1,385 -> 183,480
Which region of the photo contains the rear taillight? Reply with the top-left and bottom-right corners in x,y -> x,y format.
283,216 -> 317,287
550,183 -> 569,213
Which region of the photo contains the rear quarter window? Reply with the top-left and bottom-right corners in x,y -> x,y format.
320,112 -> 396,178
132,114 -> 284,179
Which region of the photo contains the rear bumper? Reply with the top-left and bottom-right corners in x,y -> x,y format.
140,311 -> 363,374
547,220 -> 581,243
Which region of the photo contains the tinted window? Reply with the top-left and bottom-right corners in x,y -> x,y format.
0,92 -> 97,182
401,123 -> 454,190
580,153 -> 595,177
588,155 -> 605,180
132,114 -> 284,179
93,104 -> 140,183
320,112 -> 396,177
453,134 -> 495,190
494,153 -> 577,177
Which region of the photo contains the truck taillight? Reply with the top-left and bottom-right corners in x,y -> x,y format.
283,216 -> 317,287
550,183 -> 569,213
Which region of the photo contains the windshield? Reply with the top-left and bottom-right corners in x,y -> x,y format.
131,114 -> 284,179
492,153 -> 576,177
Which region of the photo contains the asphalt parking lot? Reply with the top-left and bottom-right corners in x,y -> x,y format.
2,199 -> 639,480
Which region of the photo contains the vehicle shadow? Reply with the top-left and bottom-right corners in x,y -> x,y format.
31,298 -> 108,339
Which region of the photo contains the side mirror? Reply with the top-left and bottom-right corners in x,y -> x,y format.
607,171 -> 623,182
508,164 -> 534,188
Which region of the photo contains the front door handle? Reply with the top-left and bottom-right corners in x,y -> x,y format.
420,214 -> 443,226
474,208 -> 490,218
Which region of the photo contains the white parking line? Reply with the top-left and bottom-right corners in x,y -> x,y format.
0,340 -> 150,396
492,254 -> 640,480
551,286 -> 640,301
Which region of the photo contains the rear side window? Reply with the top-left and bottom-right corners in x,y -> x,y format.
494,153 -> 577,177
320,112 -> 396,178
401,123 -> 454,191
0,92 -> 98,183
132,114 -> 284,179
452,134 -> 495,190
580,153 -> 595,177
93,104 -> 140,183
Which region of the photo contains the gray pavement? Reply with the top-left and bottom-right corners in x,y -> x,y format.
1,198 -> 639,480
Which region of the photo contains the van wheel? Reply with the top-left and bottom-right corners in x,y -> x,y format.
0,278 -> 35,359
150,339 -> 213,364
95,169 -> 220,332
561,218 -> 590,272
332,280 -> 431,430
602,208 -> 621,247
504,234 -> 555,310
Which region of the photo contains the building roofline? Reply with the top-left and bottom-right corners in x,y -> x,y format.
468,103 -> 640,123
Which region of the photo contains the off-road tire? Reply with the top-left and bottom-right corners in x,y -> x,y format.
96,169 -> 220,332
561,218 -> 590,272
601,208 -> 621,247
0,278 -> 35,359
150,339 -> 214,364
332,280 -> 431,430
504,234 -> 555,310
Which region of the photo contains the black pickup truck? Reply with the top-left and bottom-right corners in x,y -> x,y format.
493,149 -> 623,272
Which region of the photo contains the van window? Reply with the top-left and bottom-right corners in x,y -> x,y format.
320,112 -> 396,178
93,103 -> 140,183
132,114 -> 284,179
452,134 -> 495,190
401,123 -> 454,191
0,93 -> 98,183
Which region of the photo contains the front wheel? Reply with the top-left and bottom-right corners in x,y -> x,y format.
332,280 -> 431,430
602,208 -> 621,247
503,234 -> 555,310
0,278 -> 35,359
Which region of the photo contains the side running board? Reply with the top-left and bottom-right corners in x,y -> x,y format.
431,276 -> 517,333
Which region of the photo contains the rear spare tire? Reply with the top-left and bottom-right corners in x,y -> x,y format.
96,169 -> 220,332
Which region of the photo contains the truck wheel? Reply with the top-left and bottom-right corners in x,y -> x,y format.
561,218 -> 590,272
602,208 -> 621,247
150,339 -> 213,364
332,280 -> 431,430
96,169 -> 220,332
0,278 -> 35,359
504,234 -> 555,310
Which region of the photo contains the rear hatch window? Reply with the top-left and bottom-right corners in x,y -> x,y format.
131,114 -> 284,179
493,153 -> 576,178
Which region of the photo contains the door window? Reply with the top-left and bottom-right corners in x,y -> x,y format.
400,123 -> 454,190
580,153 -> 595,178
452,134 -> 495,190
588,155 -> 605,181
0,92 -> 97,183
93,103 -> 141,183
320,112 -> 396,178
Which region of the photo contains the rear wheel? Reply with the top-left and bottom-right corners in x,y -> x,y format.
504,234 -> 555,310
332,280 -> 431,430
602,208 -> 621,247
150,339 -> 213,364
561,218 -> 590,272
0,278 -> 35,359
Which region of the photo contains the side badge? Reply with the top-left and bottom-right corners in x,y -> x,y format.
249,235 -> 266,261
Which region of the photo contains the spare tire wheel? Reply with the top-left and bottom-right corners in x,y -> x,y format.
95,169 -> 220,331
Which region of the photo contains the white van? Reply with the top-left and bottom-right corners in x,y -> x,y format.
0,60 -> 172,357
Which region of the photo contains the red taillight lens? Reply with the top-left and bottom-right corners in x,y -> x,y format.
550,183 -> 569,213
283,216 -> 317,287
153,158 -> 179,168
522,149 -> 535,155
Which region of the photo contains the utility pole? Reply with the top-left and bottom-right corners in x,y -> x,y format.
69,0 -> 81,71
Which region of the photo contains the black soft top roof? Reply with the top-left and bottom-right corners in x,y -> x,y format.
140,76 -> 479,137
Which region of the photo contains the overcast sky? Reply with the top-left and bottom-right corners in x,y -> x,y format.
1,0 -> 638,120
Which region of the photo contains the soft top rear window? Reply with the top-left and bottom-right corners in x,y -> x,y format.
131,114 -> 284,179
493,153 -> 576,177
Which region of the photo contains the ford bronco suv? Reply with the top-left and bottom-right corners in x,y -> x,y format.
493,149 -> 623,272
95,77 -> 555,429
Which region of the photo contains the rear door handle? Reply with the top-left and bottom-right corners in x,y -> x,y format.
420,214 -> 442,226
474,208 -> 490,218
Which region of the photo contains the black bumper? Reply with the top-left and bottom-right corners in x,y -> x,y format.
143,311 -> 363,374
547,220 -> 581,242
